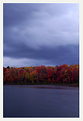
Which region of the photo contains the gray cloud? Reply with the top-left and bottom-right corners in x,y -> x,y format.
3,3 -> 79,67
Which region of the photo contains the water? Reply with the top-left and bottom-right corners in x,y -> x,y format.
3,85 -> 79,117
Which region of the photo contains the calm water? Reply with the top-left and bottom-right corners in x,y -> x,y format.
3,85 -> 79,117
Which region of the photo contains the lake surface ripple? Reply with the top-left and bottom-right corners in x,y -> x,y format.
3,85 -> 79,117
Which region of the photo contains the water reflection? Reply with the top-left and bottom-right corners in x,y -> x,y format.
12,85 -> 78,90
3,85 -> 79,117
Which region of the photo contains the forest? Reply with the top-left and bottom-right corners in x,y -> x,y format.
3,64 -> 79,86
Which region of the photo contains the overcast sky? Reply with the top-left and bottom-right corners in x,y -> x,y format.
3,3 -> 79,67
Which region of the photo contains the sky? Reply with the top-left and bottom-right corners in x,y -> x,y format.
3,3 -> 79,67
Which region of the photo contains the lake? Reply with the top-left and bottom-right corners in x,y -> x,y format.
3,85 -> 79,117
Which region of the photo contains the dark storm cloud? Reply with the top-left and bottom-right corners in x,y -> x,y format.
4,43 -> 79,65
3,4 -> 39,27
3,3 -> 74,27
3,3 -> 79,67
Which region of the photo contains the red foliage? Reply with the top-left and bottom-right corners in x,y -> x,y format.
3,64 -> 79,85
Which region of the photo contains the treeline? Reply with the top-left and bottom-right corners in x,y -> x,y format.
3,64 -> 79,85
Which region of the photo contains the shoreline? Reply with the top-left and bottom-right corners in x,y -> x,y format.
3,83 -> 79,87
